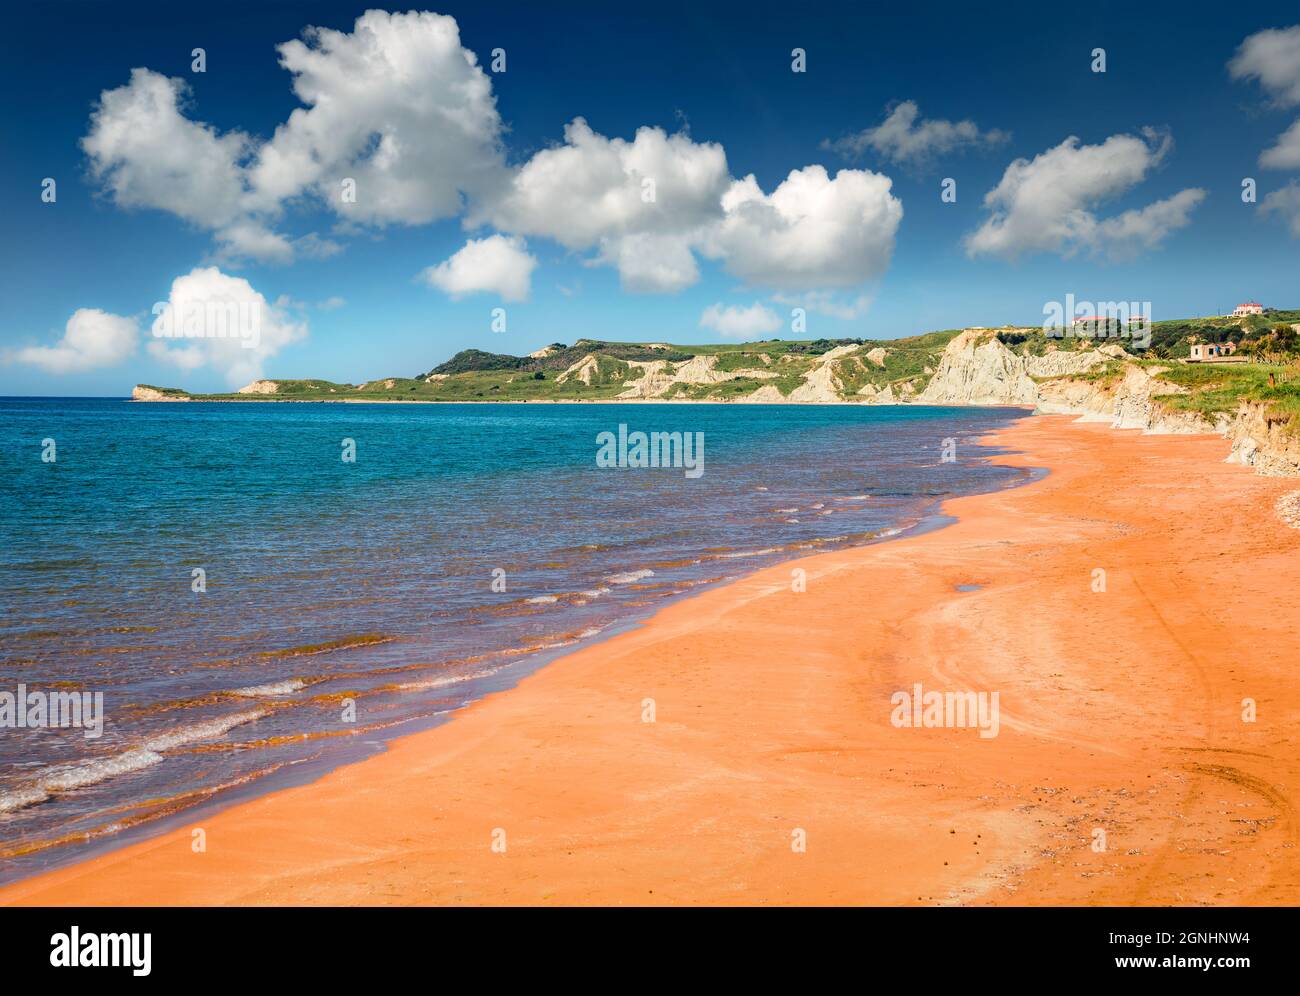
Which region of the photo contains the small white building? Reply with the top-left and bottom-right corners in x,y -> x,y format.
1232,301 -> 1264,317
1189,341 -> 1238,361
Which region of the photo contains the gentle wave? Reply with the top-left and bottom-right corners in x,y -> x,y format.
711,548 -> 780,559
606,569 -> 655,584
0,709 -> 269,815
231,679 -> 306,698
144,709 -> 268,751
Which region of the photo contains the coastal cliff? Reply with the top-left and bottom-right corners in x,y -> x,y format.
131,384 -> 190,402
127,318 -> 1300,477
918,328 -> 1300,476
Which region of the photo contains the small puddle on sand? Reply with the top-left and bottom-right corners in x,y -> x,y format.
955,584 -> 982,592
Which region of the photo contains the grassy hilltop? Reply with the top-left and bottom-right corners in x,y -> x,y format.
141,331 -> 965,403
136,310 -> 1300,431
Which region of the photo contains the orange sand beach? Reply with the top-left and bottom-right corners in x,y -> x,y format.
4,415 -> 1299,906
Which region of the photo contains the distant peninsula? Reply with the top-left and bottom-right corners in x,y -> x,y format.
133,310 -> 1300,477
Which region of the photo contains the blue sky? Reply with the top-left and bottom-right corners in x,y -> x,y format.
3,0 -> 1300,395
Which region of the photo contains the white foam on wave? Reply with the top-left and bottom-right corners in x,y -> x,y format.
714,548 -> 779,559
526,595 -> 559,604
0,709 -> 270,815
834,495 -> 871,501
606,569 -> 654,584
0,785 -> 51,814
397,666 -> 502,692
38,748 -> 164,793
581,586 -> 611,598
144,708 -> 268,752
231,679 -> 305,697
397,674 -> 469,692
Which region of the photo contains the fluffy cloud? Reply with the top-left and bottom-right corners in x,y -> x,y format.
593,232 -> 701,293
965,130 -> 1204,259
1230,27 -> 1300,172
825,101 -> 1008,166
248,9 -> 505,226
147,267 -> 307,386
478,119 -> 901,295
79,13 -> 903,295
1088,188 -> 1206,253
1262,181 -> 1300,236
10,309 -> 138,374
82,11 -> 504,262
699,302 -> 782,339
214,219 -> 295,264
479,118 -> 729,292
421,235 -> 537,301
1260,118 -> 1300,170
485,118 -> 728,246
705,165 -> 902,289
83,69 -> 251,234
1229,26 -> 1300,106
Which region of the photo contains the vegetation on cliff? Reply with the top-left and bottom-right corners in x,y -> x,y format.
132,311 -> 1300,441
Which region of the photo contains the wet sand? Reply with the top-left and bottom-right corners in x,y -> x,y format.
4,415 -> 1299,905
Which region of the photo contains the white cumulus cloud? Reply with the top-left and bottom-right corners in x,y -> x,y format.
78,12 -> 905,296
1262,181 -> 1300,235
10,309 -> 139,374
82,11 -> 504,262
964,130 -> 1204,260
421,235 -> 537,302
1260,118 -> 1300,170
82,68 -> 252,233
699,302 -> 782,339
1230,26 -> 1300,172
479,117 -> 729,292
825,100 -> 1008,166
248,9 -> 506,226
483,122 -> 901,294
147,267 -> 307,386
1229,25 -> 1300,106
705,165 -> 902,290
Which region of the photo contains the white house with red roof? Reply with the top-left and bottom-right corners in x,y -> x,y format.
1232,301 -> 1264,317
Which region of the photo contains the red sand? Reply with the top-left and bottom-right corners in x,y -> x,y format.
4,416 -> 1299,905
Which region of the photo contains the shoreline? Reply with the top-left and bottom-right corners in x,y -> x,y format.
126,397 -> 1027,407
0,473 -> 981,886
4,415 -> 1299,905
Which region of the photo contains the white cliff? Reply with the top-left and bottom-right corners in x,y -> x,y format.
917,328 -> 1300,477
916,329 -> 1039,404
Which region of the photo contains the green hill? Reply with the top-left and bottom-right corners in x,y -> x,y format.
133,309 -> 1300,413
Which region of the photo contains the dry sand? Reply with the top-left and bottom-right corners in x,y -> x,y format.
4,416 -> 1299,905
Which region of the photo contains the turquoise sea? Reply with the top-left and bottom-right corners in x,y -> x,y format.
0,398 -> 1032,878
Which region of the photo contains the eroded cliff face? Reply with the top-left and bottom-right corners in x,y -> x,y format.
1039,365 -> 1213,435
783,345 -> 860,403
610,354 -> 779,399
131,385 -> 189,401
917,328 -> 1300,476
915,329 -> 1123,405
916,329 -> 1039,405
237,380 -> 280,395
1225,402 -> 1300,476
